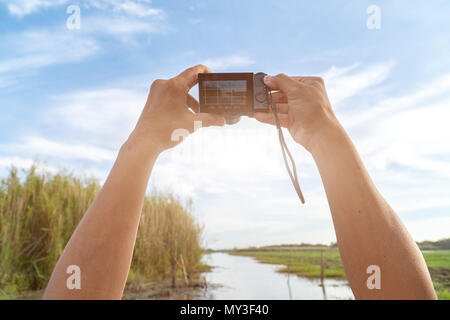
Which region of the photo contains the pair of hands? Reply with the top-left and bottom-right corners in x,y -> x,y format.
131,64 -> 339,154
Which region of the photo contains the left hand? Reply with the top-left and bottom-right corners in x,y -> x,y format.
131,64 -> 225,152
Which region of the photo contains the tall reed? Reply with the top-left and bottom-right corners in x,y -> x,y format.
0,166 -> 204,296
133,194 -> 204,281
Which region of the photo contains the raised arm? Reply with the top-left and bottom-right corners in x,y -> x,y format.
43,65 -> 224,300
255,74 -> 436,299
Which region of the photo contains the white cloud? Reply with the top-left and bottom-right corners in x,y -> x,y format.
0,30 -> 100,74
4,0 -> 67,17
150,117 -> 314,197
311,63 -> 450,221
323,61 -> 394,107
328,71 -> 450,225
3,0 -> 164,18
0,1 -> 168,83
104,0 -> 163,18
0,156 -> 37,169
354,103 -> 450,217
321,62 -> 360,79
203,55 -> 255,71
201,191 -> 336,249
404,216 -> 450,242
3,137 -> 116,162
50,88 -> 146,148
83,0 -> 162,17
84,16 -> 168,37
0,155 -> 109,184
343,74 -> 450,128
81,1 -> 168,37
344,75 -> 450,176
0,157 -> 61,179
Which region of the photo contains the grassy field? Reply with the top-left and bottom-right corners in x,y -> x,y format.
423,250 -> 450,300
229,248 -> 450,300
0,166 -> 206,299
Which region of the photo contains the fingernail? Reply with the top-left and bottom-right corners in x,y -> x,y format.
264,75 -> 272,84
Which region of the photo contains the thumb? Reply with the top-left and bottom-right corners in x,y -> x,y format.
192,113 -> 225,129
264,73 -> 303,96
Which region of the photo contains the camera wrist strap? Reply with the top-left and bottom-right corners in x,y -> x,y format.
268,90 -> 306,204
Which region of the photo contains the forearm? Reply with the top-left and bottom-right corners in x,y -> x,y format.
310,122 -> 436,299
43,134 -> 160,299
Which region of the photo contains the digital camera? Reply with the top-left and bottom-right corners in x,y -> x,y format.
198,72 -> 270,124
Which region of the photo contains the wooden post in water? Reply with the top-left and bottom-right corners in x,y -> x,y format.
287,249 -> 293,300
320,249 -> 327,300
320,250 -> 324,282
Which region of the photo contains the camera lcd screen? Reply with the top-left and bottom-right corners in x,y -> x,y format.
202,80 -> 247,106
198,73 -> 254,114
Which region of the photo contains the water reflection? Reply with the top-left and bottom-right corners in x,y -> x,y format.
200,252 -> 353,300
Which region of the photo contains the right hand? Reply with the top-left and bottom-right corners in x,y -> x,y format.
254,74 -> 341,152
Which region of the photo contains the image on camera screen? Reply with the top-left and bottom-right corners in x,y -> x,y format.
202,80 -> 247,106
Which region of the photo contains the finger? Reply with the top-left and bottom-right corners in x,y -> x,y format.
187,94 -> 199,112
270,91 -> 288,104
193,113 -> 225,128
264,73 -> 303,95
176,64 -> 211,92
254,112 -> 289,128
291,76 -> 325,88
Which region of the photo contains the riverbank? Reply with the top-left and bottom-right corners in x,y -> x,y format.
8,275 -> 214,300
227,248 -> 450,300
4,250 -> 448,300
123,278 -> 215,300
7,252 -> 351,300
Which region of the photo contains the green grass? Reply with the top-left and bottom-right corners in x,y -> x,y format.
230,249 -> 345,279
229,248 -> 450,299
422,251 -> 450,300
422,250 -> 450,269
0,165 -> 205,299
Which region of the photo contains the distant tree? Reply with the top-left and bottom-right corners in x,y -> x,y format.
417,238 -> 450,250
329,242 -> 338,248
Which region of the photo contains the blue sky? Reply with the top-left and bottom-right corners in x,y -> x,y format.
1,0 -> 450,249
